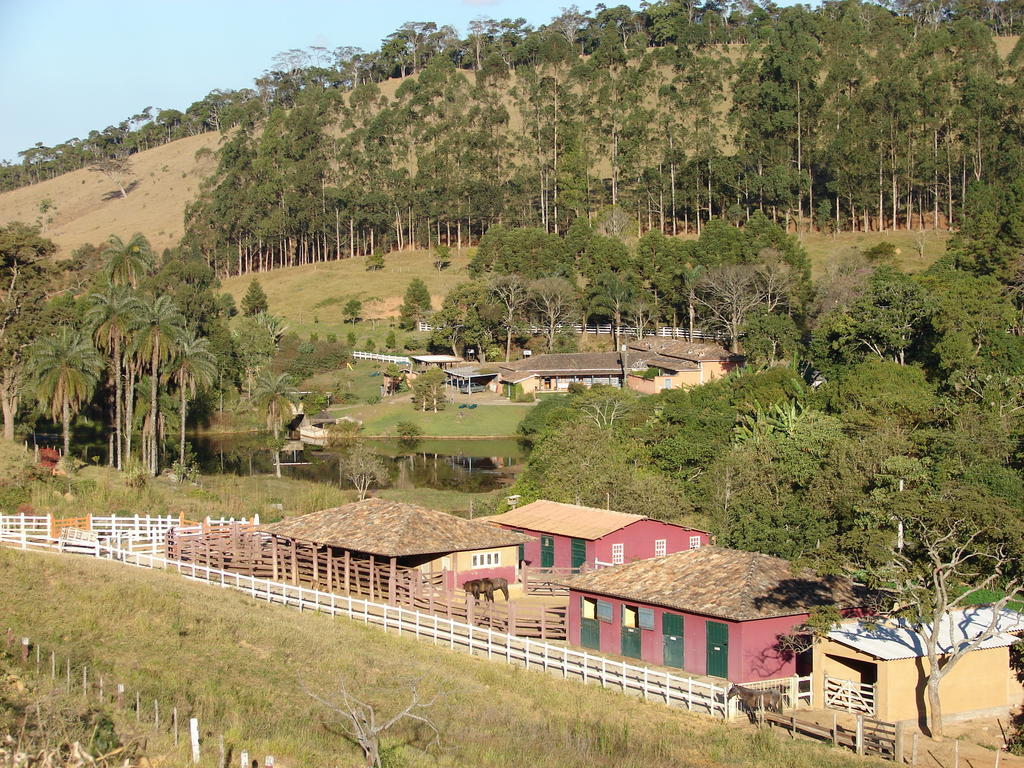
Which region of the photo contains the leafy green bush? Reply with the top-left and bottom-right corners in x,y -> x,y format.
395,421 -> 424,440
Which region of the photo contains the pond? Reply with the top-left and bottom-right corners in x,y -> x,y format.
191,435 -> 526,493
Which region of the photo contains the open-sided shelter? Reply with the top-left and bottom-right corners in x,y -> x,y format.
259,498 -> 530,591
565,547 -> 865,682
815,607 -> 1024,724
486,500 -> 709,570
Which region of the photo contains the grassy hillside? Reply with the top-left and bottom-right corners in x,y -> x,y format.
0,132 -> 219,257
221,248 -> 472,326
0,548 -> 876,768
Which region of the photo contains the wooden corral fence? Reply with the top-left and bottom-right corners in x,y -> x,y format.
522,566 -> 575,596
0,512 -> 258,552
762,710 -> 900,761
167,528 -> 568,640
0,533 -> 731,718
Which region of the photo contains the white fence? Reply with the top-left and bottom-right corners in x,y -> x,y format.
0,513 -> 258,549
1,533 -> 740,718
737,675 -> 813,709
416,321 -> 722,341
352,351 -> 411,364
825,675 -> 876,715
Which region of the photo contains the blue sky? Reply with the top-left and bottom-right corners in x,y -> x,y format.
0,0 -> 564,163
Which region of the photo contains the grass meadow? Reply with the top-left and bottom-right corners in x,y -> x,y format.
0,549 -> 882,768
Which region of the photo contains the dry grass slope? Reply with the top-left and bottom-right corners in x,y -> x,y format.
0,132 -> 219,257
0,548 -> 880,768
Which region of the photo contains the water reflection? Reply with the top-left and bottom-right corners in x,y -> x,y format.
191,436 -> 525,493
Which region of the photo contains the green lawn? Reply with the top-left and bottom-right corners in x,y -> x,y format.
338,400 -> 532,437
0,549 -> 877,768
798,229 -> 950,278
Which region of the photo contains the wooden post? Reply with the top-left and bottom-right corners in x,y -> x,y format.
312,544 -> 320,587
790,709 -> 796,737
327,551 -> 334,592
174,708 -> 179,745
117,684 -> 124,708
154,699 -> 160,729
369,554 -> 375,601
344,550 -> 351,594
271,538 -> 279,580
855,714 -> 864,756
82,666 -> 88,697
911,731 -> 919,766
389,557 -> 397,605
290,540 -> 298,585
65,658 -> 71,691
955,739 -> 959,768
20,637 -> 29,662
831,712 -> 838,747
99,675 -> 104,701
136,691 -> 141,721
996,748 -> 1002,767
894,722 -> 904,764
50,651 -> 55,679
507,600 -> 517,634
190,717 -> 201,764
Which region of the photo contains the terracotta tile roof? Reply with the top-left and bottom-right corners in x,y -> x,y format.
258,498 -> 530,557
640,355 -> 701,372
627,336 -> 740,362
497,352 -> 624,377
485,500 -> 648,539
566,547 -> 866,621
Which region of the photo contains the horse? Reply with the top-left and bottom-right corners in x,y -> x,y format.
479,577 -> 509,602
727,684 -> 784,724
462,579 -> 484,600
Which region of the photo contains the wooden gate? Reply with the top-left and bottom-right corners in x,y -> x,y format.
825,675 -> 876,715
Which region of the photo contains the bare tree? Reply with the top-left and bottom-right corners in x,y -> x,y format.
549,5 -> 588,53
88,157 -> 134,198
491,274 -> 529,361
626,295 -> 658,339
307,676 -> 441,767
530,277 -> 577,351
339,441 -> 388,500
694,265 -> 767,352
866,490 -> 1024,738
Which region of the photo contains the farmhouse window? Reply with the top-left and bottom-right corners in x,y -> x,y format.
612,543 -> 624,564
654,539 -> 667,557
638,607 -> 655,630
596,600 -> 613,622
622,604 -> 639,628
582,596 -> 598,620
471,551 -> 501,568
689,535 -> 702,550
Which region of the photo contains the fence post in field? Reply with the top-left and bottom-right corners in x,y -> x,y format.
154,699 -> 160,729
50,651 -> 55,679
911,731 -> 919,766
174,707 -> 179,745
20,637 -> 29,662
831,712 -> 838,747
190,717 -> 201,764
855,714 -> 864,756
136,691 -> 141,721
894,722 -> 903,764
240,752 -> 248,768
117,684 -> 124,708
65,658 -> 70,691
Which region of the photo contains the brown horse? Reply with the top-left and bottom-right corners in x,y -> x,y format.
727,684 -> 784,723
462,579 -> 484,600
479,577 -> 510,602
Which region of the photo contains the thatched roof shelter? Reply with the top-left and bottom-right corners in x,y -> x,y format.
259,498 -> 529,558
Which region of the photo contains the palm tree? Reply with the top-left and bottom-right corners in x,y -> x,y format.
171,332 -> 217,466
133,296 -> 184,475
253,371 -> 297,478
28,328 -> 103,457
86,285 -> 142,469
102,233 -> 154,288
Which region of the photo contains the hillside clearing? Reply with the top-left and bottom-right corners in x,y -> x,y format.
0,548 -> 877,768
0,132 -> 219,257
337,400 -> 531,437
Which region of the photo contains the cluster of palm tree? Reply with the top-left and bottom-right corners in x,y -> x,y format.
29,234 -> 217,474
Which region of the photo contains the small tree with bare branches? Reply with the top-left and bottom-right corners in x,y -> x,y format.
307,676 -> 441,767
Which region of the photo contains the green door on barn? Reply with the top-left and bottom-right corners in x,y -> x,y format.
706,621 -> 729,678
581,618 -> 600,650
570,538 -> 587,571
621,605 -> 642,659
662,613 -> 684,668
540,535 -> 555,568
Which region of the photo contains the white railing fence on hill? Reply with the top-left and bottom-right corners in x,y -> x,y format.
351,351 -> 411,364
0,532 -> 739,718
416,321 -> 724,341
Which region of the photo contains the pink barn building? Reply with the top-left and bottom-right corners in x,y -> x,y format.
486,500 -> 710,571
565,548 -> 865,682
